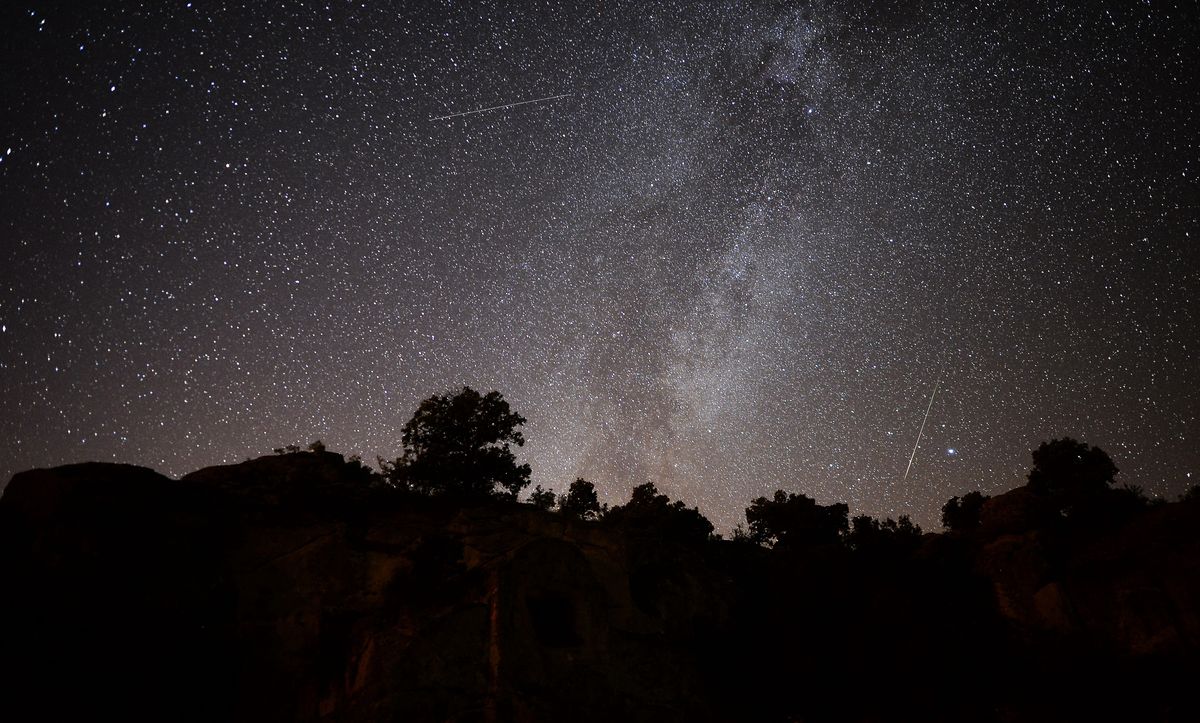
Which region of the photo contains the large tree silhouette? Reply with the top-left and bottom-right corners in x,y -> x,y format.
1028,438 -> 1117,495
846,514 -> 923,553
1027,437 -> 1118,518
559,478 -> 602,520
528,485 -> 556,510
744,490 -> 848,549
942,491 -> 990,532
605,482 -> 714,543
383,387 -> 531,500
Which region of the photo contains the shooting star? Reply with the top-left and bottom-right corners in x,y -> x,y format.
430,93 -> 572,121
901,379 -> 940,485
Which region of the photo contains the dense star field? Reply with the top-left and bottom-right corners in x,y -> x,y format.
1,1 -> 1197,532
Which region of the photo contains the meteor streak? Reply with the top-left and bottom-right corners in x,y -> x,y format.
901,379 -> 940,485
430,93 -> 572,121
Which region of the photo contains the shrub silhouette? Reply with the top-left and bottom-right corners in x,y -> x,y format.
744,490 -> 848,549
941,490 -> 989,532
559,478 -> 602,520
381,387 -> 531,500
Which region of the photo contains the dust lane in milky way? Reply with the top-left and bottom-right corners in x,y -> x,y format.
1,1 -> 1197,532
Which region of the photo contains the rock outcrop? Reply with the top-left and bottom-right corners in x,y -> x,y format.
2,455 -> 1198,721
972,486 -> 1200,656
1,454 -> 727,722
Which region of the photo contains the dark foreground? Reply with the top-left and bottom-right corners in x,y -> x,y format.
2,452 -> 1198,721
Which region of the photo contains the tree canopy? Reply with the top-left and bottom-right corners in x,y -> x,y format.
942,491 -> 990,532
559,478 -> 602,520
383,387 -> 531,500
1027,437 -> 1119,519
744,490 -> 848,549
528,485 -> 557,511
1028,437 -> 1118,496
605,482 -> 714,542
846,514 -> 923,554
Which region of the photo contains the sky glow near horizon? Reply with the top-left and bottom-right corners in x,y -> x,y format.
1,1 -> 1197,532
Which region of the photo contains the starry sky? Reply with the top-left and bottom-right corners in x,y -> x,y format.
2,0 -> 1198,532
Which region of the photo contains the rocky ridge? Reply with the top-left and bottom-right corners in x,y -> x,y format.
2,452 -> 1197,721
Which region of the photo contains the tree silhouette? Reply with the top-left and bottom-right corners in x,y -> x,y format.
942,490 -> 990,532
528,485 -> 557,511
1027,438 -> 1118,518
559,478 -> 601,520
382,387 -> 531,500
846,514 -> 923,553
605,482 -> 714,542
744,490 -> 848,549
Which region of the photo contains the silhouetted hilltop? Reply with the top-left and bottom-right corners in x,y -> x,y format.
2,451 -> 1198,721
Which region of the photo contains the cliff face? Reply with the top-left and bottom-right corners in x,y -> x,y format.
0,454 -> 728,722
975,488 -> 1200,656
2,456 -> 1198,722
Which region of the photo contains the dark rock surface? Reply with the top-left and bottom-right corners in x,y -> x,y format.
1,455 -> 724,722
2,454 -> 1198,721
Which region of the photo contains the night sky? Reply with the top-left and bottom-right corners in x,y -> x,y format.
2,1 -> 1197,532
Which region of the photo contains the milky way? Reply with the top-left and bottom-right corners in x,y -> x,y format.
2,1 -> 1197,532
